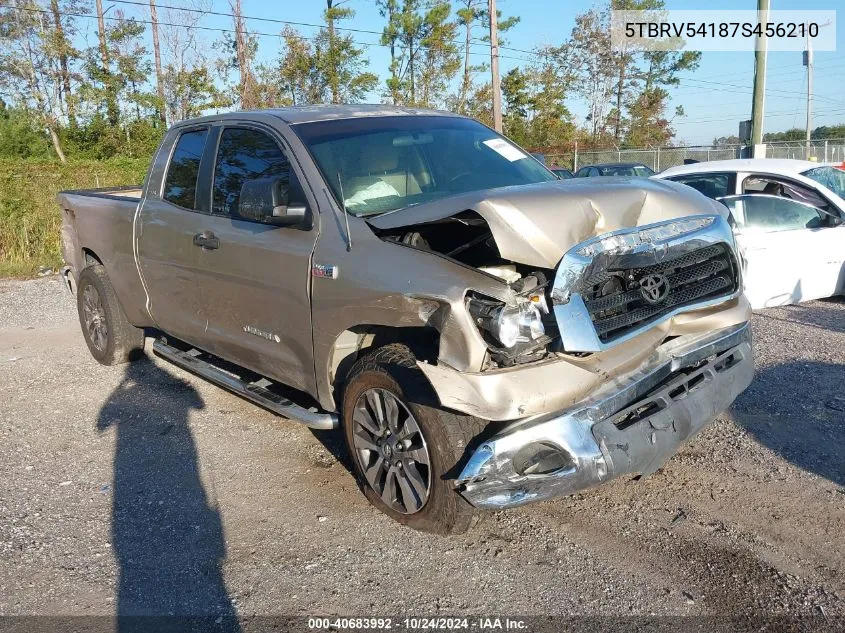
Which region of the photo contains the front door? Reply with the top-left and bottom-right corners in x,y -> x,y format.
191,125 -> 319,395
723,194 -> 844,308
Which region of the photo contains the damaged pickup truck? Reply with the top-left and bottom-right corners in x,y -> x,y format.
59,106 -> 753,534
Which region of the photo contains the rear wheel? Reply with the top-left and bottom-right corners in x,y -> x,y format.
342,344 -> 486,534
76,265 -> 145,365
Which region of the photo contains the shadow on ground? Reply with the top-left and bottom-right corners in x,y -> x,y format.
97,356 -> 240,633
731,360 -> 845,488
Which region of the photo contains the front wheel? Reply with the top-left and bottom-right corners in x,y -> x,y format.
76,265 -> 145,365
342,344 -> 486,535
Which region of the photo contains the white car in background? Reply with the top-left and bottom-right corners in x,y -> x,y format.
655,159 -> 845,309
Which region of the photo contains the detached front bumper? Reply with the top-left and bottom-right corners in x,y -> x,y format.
456,322 -> 753,509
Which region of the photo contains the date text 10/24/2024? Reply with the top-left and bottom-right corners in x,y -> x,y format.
307,617 -> 528,630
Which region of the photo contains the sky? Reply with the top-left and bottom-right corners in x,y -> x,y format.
77,0 -> 845,146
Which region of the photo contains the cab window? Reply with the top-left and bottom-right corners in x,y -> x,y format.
212,128 -> 291,217
163,128 -> 208,209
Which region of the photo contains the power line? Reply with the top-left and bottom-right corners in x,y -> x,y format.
674,56 -> 845,85
675,76 -> 843,106
110,0 -> 537,59
6,3 -> 536,64
676,106 -> 845,125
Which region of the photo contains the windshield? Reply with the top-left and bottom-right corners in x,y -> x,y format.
293,116 -> 557,216
801,166 -> 845,199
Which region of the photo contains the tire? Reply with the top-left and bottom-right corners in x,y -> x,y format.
341,343 -> 487,535
76,265 -> 145,366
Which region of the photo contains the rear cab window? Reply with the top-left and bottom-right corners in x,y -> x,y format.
162,128 -> 209,209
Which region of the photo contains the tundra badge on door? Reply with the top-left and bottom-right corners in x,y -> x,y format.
243,325 -> 281,343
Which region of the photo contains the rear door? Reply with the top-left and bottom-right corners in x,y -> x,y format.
191,123 -> 319,394
136,126 -> 211,344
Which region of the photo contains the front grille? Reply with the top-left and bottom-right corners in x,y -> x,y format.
579,244 -> 738,343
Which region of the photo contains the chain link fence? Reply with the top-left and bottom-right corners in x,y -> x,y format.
540,139 -> 845,172
764,139 -> 845,162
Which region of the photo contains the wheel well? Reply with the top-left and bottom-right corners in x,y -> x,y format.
82,248 -> 102,267
330,325 -> 440,394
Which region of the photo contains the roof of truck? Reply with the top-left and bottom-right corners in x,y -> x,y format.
173,104 -> 461,127
271,104 -> 460,124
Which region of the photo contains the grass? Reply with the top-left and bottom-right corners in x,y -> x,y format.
0,158 -> 149,278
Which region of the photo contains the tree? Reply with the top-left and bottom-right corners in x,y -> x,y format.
94,0 -> 119,126
149,0 -> 166,124
454,0 -> 483,112
624,88 -> 674,147
377,0 -> 402,105
569,7 -> 614,140
451,1 -> 518,114
397,0 -> 424,105
712,134 -> 741,147
607,0 -> 661,142
377,0 -> 460,108
811,125 -> 845,140
763,128 -> 806,142
315,1 -> 377,104
47,0 -> 82,128
0,100 -> 52,157
0,0 -> 68,161
464,81 -> 492,127
107,11 -> 154,121
160,0 -> 227,122
278,26 -> 322,106
523,48 -> 576,148
416,2 -> 460,108
623,48 -> 699,147
229,0 -> 258,109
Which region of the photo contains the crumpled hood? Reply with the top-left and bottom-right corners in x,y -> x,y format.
367,177 -> 728,268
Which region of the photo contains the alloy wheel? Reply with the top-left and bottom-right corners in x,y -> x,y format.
351,388 -> 432,514
81,284 -> 108,353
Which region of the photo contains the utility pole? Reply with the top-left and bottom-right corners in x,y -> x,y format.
149,0 -> 166,126
488,0 -> 502,132
803,21 -> 830,159
750,0 -> 769,153
804,32 -> 813,158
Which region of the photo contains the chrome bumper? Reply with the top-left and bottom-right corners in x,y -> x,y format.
456,322 -> 753,509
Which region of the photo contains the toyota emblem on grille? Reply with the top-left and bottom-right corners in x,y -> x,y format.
639,273 -> 670,305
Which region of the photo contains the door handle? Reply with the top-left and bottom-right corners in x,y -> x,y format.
193,231 -> 219,250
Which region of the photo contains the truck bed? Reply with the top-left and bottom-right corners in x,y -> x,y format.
59,185 -> 143,201
58,185 -> 149,325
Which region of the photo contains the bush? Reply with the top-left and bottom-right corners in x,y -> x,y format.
0,158 -> 149,277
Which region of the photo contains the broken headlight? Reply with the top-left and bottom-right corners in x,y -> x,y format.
576,216 -> 716,259
467,293 -> 546,350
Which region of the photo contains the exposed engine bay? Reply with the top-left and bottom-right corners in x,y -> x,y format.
374,211 -> 559,368
367,178 -> 738,369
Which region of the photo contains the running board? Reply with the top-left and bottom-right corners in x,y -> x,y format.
153,339 -> 338,430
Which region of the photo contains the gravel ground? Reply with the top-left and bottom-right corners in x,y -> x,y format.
0,277 -> 843,627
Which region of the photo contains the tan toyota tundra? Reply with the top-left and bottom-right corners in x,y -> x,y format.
58,106 -> 753,534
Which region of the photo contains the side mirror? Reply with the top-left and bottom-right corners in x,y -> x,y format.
238,176 -> 307,227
